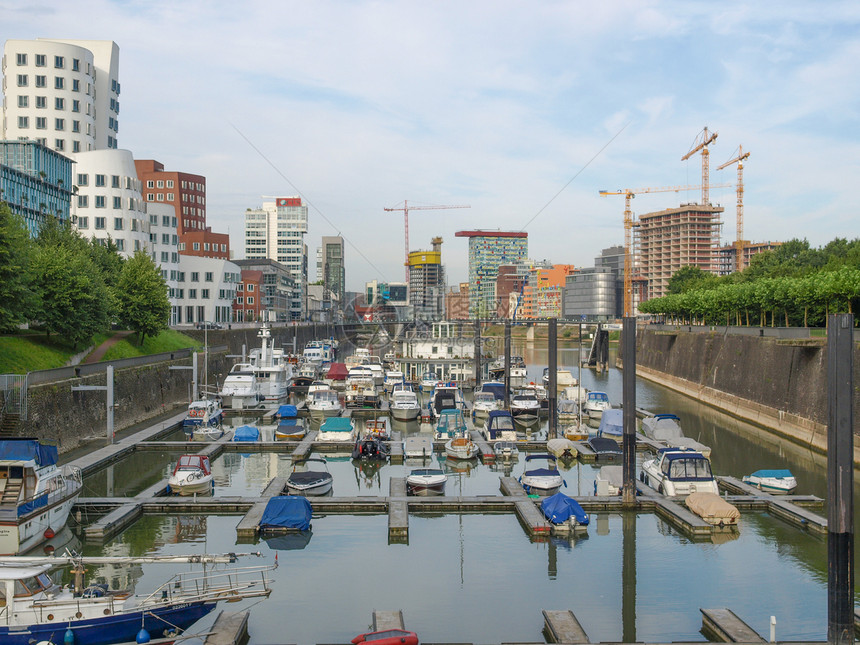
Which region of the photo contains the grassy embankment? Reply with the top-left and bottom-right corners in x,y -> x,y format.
0,329 -> 201,374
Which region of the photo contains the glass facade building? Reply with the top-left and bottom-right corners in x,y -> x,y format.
455,230 -> 528,319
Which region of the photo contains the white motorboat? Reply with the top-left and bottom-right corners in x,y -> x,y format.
519,454 -> 564,496
510,391 -> 540,421
383,370 -> 405,393
493,441 -> 519,460
428,384 -> 466,420
583,391 -> 611,419
391,390 -> 422,421
406,467 -> 447,495
471,391 -> 501,418
318,417 -> 357,442
594,465 -> 623,495
742,469 -> 798,495
403,435 -> 434,460
641,413 -> 712,458
542,368 -> 578,389
562,385 -> 588,404
445,433 -> 479,461
364,357 -> 386,387
182,397 -> 223,437
167,454 -> 214,496
0,439 -> 82,555
0,552 -> 274,645
640,448 -> 719,496
557,398 -> 579,423
307,388 -> 343,419
344,367 -> 380,409
218,362 -> 261,410
247,324 -> 293,403
419,371 -> 439,392
286,457 -> 333,496
482,410 -> 517,442
546,437 -> 578,459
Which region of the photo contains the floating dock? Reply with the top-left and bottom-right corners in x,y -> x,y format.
700,607 -> 765,643
542,610 -> 590,644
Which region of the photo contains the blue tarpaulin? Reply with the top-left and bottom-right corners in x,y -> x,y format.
597,409 -> 623,437
541,492 -> 589,526
277,405 -> 297,419
259,496 -> 312,531
233,425 -> 260,441
0,439 -> 58,466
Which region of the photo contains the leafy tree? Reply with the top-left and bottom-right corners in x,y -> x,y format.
666,265 -> 718,295
115,251 -> 170,345
0,203 -> 37,331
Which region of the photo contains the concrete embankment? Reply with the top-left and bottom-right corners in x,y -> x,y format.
631,328 -> 860,464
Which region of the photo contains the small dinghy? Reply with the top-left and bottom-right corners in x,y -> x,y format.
547,437 -> 578,459
685,492 -> 740,526
541,492 -> 589,534
742,469 -> 797,495
406,467 -> 447,495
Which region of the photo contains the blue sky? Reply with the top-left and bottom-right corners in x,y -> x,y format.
5,1 -> 859,289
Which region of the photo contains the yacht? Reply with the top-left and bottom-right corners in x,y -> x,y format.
247,324 -> 293,403
219,363 -> 261,410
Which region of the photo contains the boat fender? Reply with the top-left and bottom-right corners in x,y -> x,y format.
64,628 -> 75,644
136,627 -> 151,643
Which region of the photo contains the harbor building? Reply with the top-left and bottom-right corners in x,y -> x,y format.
561,267 -> 617,322
634,203 -> 723,302
243,197 -> 308,320
232,258 -> 296,323
521,264 -> 577,319
717,241 -> 782,276
0,140 -> 72,236
134,159 -> 229,260
455,230 -> 528,319
2,39 -> 120,153
408,237 -> 445,322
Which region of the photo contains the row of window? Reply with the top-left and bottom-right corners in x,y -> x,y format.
77,195 -> 141,210
77,174 -> 141,190
146,192 -> 175,202
181,208 -> 204,218
149,214 -> 178,228
15,75 -> 91,94
146,179 -> 174,189
187,242 -> 228,253
15,53 -> 87,72
16,95 -> 87,113
17,116 -> 84,133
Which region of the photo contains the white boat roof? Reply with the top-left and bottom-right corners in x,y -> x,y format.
0,562 -> 52,578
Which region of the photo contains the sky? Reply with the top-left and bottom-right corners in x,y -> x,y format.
4,1 -> 859,290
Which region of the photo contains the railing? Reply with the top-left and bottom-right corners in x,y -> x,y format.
0,374 -> 28,420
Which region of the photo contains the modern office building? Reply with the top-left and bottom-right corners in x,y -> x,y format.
521,264 -> 576,319
2,39 -> 120,153
408,236 -> 445,321
320,235 -> 345,303
134,159 -> 228,260
0,139 -> 72,236
634,204 -> 724,302
445,283 -> 470,320
594,245 -> 624,318
244,197 -> 308,320
561,267 -> 617,322
455,230 -> 528,319
232,258 -> 296,322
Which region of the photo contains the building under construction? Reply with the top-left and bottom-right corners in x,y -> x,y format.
634,203 -> 724,302
408,237 -> 445,321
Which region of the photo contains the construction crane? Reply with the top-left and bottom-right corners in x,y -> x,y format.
681,127 -> 719,206
384,200 -> 470,282
600,183 -> 731,317
717,145 -> 751,272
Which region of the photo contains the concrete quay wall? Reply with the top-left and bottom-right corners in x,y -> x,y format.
633,328 -> 860,463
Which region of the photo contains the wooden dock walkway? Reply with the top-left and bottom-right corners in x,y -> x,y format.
388,477 -> 408,541
718,476 -> 827,534
700,608 -> 765,642
373,610 -> 405,631
203,610 -> 250,645
472,430 -> 494,463
235,477 -> 287,539
542,610 -> 589,644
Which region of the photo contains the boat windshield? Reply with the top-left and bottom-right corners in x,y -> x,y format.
474,392 -> 495,403
668,457 -> 712,480
589,392 -> 609,402
490,416 -> 515,431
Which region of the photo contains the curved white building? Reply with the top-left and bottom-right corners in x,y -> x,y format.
2,39 -> 119,154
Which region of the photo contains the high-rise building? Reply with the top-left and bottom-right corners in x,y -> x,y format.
134,159 -> 228,260
455,230 -> 528,319
595,245 -> 624,318
408,236 -> 444,321
634,204 -> 723,302
561,267 -> 617,322
717,241 -> 782,276
521,264 -> 577,319
244,197 -> 308,320
0,139 -> 72,236
321,236 -> 345,304
2,39 -> 120,153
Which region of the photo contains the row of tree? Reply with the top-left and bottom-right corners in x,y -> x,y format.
640,238 -> 860,326
0,203 -> 171,346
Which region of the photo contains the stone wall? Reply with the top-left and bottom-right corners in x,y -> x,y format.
633,328 -> 860,461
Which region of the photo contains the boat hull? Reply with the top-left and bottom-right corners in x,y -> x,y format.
308,406 -> 343,419
286,480 -> 333,496
391,406 -> 421,421
0,489 -> 80,555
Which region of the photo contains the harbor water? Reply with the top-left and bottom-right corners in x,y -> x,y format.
69,342 -> 858,644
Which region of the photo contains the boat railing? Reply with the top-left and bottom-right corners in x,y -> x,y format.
137,564 -> 276,607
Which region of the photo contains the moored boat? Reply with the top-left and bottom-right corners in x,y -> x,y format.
482,410 -> 517,442
471,391 -> 501,419
318,417 -> 357,442
596,408 -> 624,442
390,390 -> 421,421
167,454 -> 213,496
445,433 -> 478,461
182,398 -> 223,437
406,467 -> 447,495
307,388 -> 343,419
742,469 -> 797,495
583,391 -> 611,419
540,492 -> 589,534
546,437 -> 578,459
352,434 -> 390,460
286,458 -> 333,496
218,363 -> 261,410
519,454 -> 564,496
685,491 -> 740,526
434,408 -> 468,440
640,448 -> 718,496
493,441 -> 519,459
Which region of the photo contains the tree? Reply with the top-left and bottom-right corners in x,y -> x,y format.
115,251 -> 170,345
0,203 -> 37,331
666,265 -> 718,295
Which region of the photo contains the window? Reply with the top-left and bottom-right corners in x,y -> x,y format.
54,77 -> 64,90
237,284 -> 244,292
94,217 -> 106,229
204,243 -> 210,251
77,173 -> 88,185
247,297 -> 254,305
248,284 -> 255,292
221,244 -> 227,252
156,180 -> 164,188
237,296 -> 244,305
166,193 -> 174,201
191,272 -> 199,282
111,175 -> 120,188
77,195 -> 88,208
54,56 -> 64,69
95,195 -> 105,208
162,215 -> 171,227
54,97 -> 65,110
159,251 -> 168,263
72,141 -> 80,153
113,196 -> 121,209
17,96 -> 28,108
156,194 -> 164,201
72,79 -> 79,92
116,239 -> 125,252
189,289 -> 197,298
146,193 -> 154,201
77,216 -> 88,229
17,74 -> 28,86
166,180 -> 174,188
35,96 -> 46,108
205,272 -> 213,282
35,54 -> 45,67
161,233 -> 170,244
114,218 -> 123,230
17,116 -> 29,128
35,117 -> 46,129
95,174 -> 105,187
16,53 -> 27,65
202,289 -> 210,299
193,243 -> 200,251
72,120 -> 80,133
72,58 -> 80,72
55,118 -> 64,130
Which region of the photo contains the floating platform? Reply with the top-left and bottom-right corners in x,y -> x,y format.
542,609 -> 589,644
204,610 -> 250,645
700,607 -> 765,643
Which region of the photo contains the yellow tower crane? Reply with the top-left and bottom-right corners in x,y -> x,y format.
716,145 -> 751,272
681,127 -> 719,205
384,201 -> 470,282
600,183 -> 731,317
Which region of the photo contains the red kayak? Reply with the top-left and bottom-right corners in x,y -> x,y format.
351,629 -> 419,645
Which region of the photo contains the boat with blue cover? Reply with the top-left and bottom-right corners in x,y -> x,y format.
541,492 -> 589,534
286,458 -> 333,496
742,469 -> 797,495
318,417 -> 357,442
482,409 -> 517,442
596,408 -> 624,441
259,495 -> 313,532
0,438 -> 82,555
519,454 -> 564,496
232,425 -> 261,441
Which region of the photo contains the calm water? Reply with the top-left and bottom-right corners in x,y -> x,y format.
70,341 -> 857,644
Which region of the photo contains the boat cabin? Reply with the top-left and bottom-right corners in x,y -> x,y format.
172,455 -> 211,477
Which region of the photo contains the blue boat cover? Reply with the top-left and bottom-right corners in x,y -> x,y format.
749,469 -> 793,479
654,413 -> 680,421
321,417 -> 353,432
541,492 -> 589,526
233,425 -> 260,441
488,410 -> 512,423
481,382 -> 506,401
259,496 -> 312,531
597,409 -> 624,436
278,417 -> 298,428
277,405 -> 298,418
0,439 -> 58,466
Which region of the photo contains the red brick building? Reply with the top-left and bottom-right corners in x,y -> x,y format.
134,159 -> 229,260
233,270 -> 264,322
